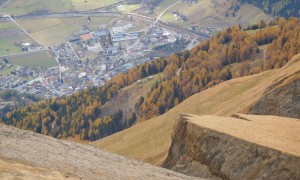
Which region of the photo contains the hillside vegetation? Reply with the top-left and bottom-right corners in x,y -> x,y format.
0,89 -> 40,117
94,53 -> 300,165
239,0 -> 300,18
183,0 -> 272,27
1,18 -> 299,142
137,18 -> 299,120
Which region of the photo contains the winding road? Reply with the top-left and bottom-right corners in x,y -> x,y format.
0,0 -> 12,8
154,0 -> 181,25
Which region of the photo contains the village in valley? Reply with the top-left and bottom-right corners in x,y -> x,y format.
0,16 -> 187,98
0,0 -> 220,99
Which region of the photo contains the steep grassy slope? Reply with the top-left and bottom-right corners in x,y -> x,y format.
93,54 -> 300,165
249,71 -> 300,118
164,113 -> 300,179
0,123 -> 194,180
159,0 -> 273,28
240,0 -> 300,18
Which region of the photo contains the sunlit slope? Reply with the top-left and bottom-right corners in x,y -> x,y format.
158,0 -> 273,27
93,54 -> 300,165
1,0 -> 121,15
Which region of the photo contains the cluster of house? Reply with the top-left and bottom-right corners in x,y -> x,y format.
171,11 -> 188,22
16,66 -> 92,98
188,24 -> 222,35
0,59 -> 36,90
17,42 -> 44,52
0,58 -> 11,71
51,44 -> 82,69
0,75 -> 23,90
12,67 -> 35,77
183,0 -> 198,4
0,18 -> 188,99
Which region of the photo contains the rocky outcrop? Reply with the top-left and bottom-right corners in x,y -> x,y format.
0,123 -> 196,180
164,114 -> 300,179
248,73 -> 300,119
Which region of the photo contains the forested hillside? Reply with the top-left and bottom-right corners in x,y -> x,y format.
1,18 -> 299,141
0,59 -> 168,141
239,0 -> 299,18
0,90 -> 40,117
138,18 -> 299,120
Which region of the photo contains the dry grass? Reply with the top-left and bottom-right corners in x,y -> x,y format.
0,156 -> 74,180
0,123 -> 192,180
184,0 -> 272,28
93,54 -> 300,165
2,0 -> 122,15
186,114 -> 300,156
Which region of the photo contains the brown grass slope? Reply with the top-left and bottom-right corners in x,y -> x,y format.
184,113 -> 300,156
167,0 -> 273,28
164,113 -> 300,179
93,54 -> 300,165
0,123 -> 195,180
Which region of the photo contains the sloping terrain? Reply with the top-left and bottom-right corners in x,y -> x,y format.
161,0 -> 273,28
164,113 -> 300,179
100,74 -> 161,118
94,54 -> 300,165
249,72 -> 300,118
0,123 -> 195,180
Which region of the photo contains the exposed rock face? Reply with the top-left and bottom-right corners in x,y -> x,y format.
249,74 -> 300,119
164,114 -> 300,179
0,123 -> 196,180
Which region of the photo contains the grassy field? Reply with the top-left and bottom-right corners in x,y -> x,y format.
6,51 -> 57,68
116,4 -> 141,12
0,21 -> 34,56
2,0 -> 73,16
155,0 -> 175,16
71,0 -> 120,11
0,38 -> 21,55
2,0 -> 122,15
161,2 -> 189,22
0,21 -> 16,30
93,54 -> 300,165
16,16 -> 118,46
161,13 -> 176,22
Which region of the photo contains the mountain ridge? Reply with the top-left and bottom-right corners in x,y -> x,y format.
94,53 -> 300,165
